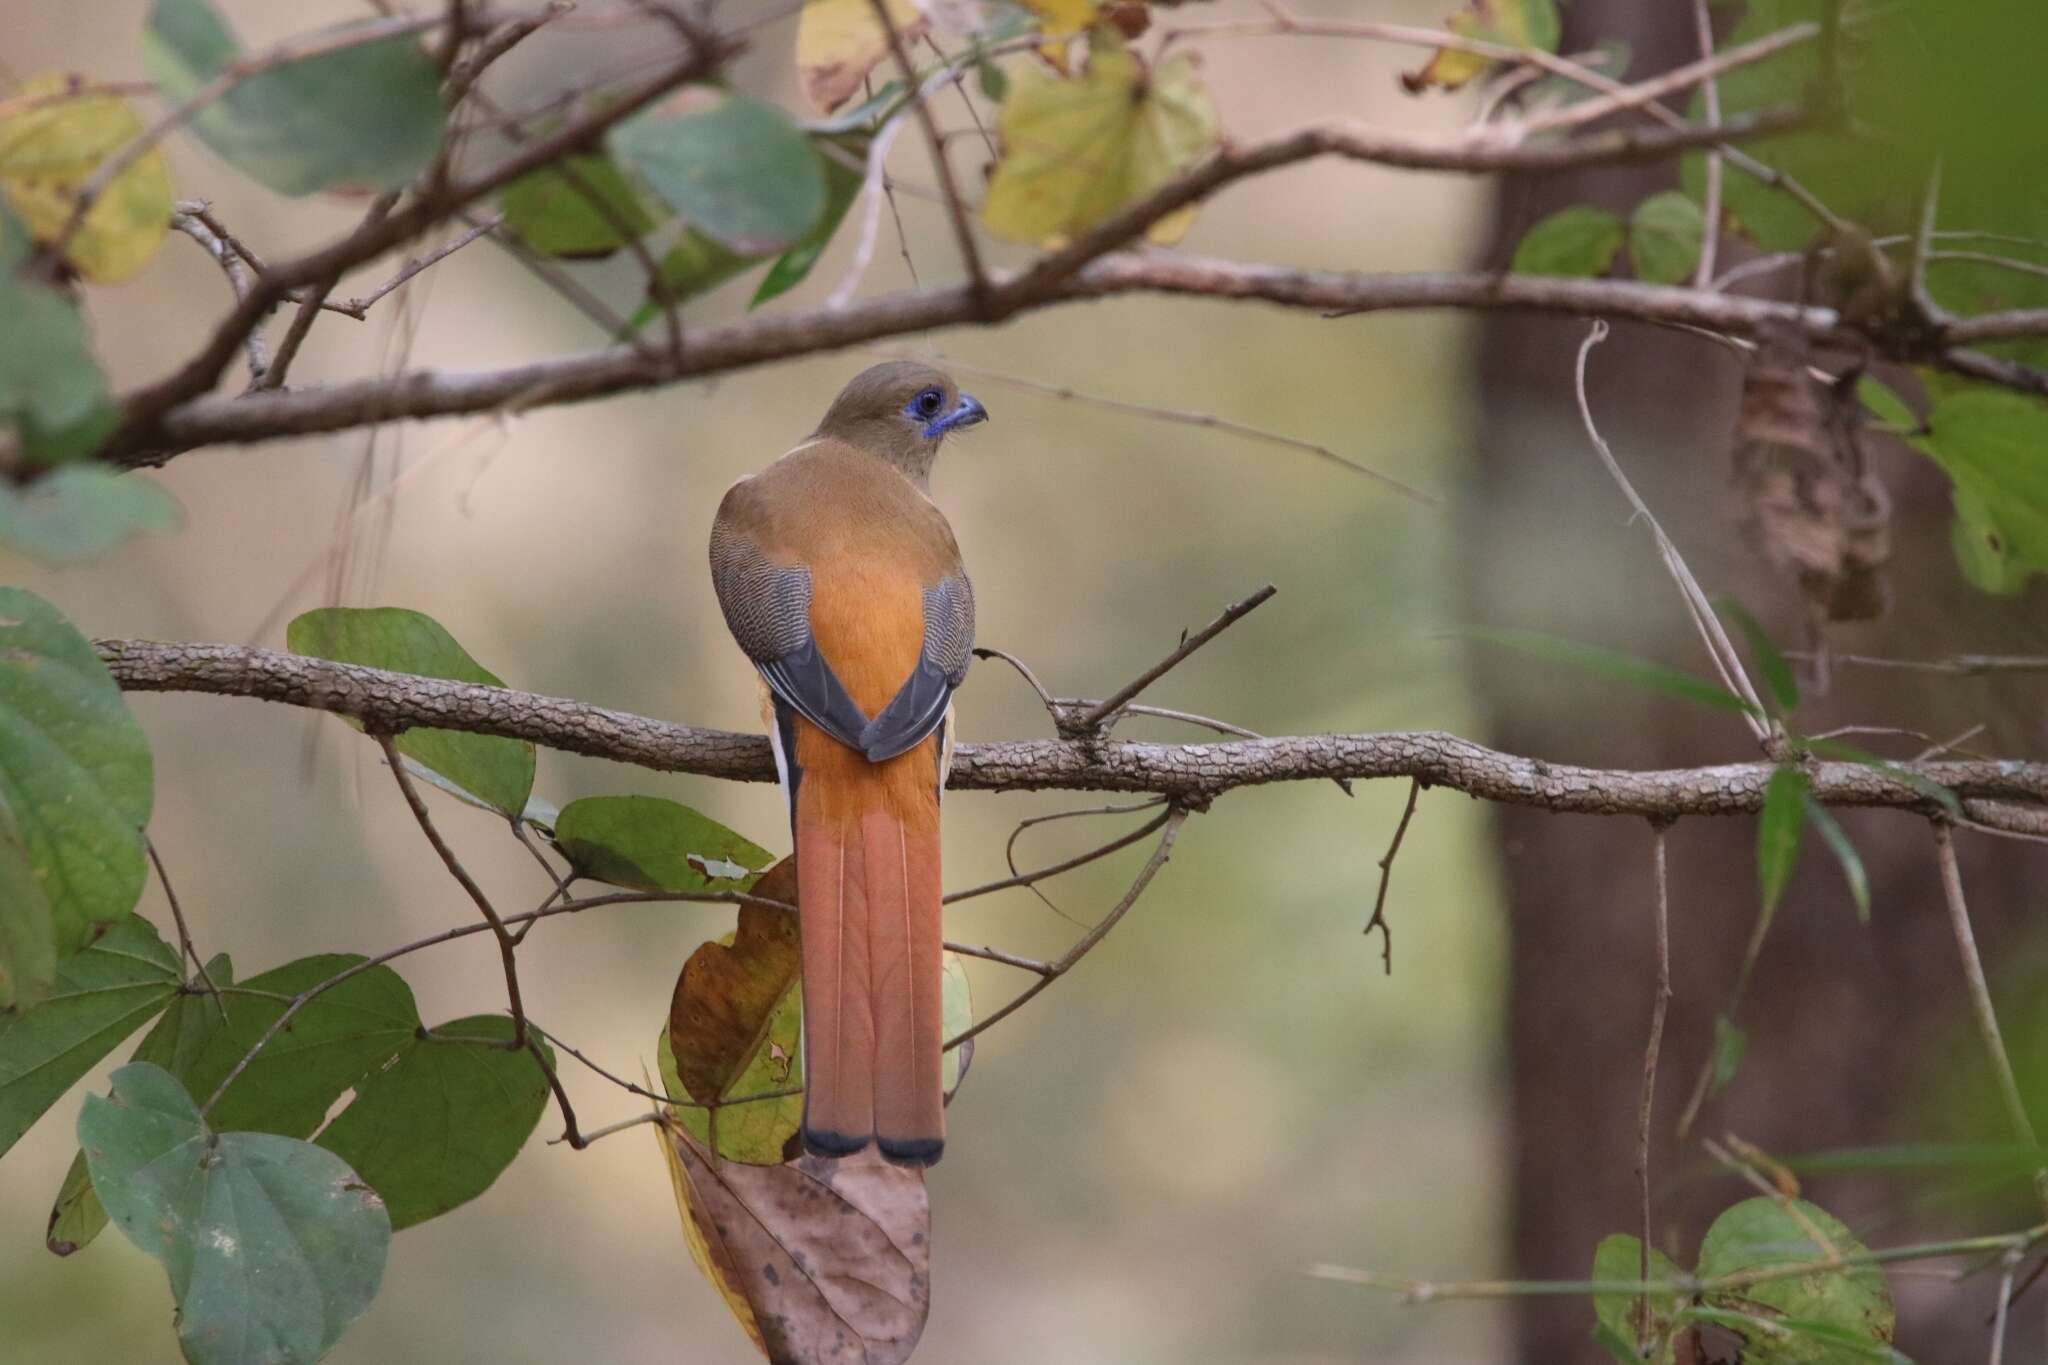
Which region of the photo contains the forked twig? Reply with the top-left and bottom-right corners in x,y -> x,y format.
1071,585 -> 1277,735
945,806 -> 1189,1052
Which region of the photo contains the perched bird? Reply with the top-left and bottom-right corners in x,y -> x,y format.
709,362 -> 986,1165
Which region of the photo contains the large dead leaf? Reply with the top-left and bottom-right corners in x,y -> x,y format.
1730,322 -> 1892,626
667,858 -> 805,1165
981,32 -> 1218,247
1400,0 -> 1561,94
658,1123 -> 931,1365
797,0 -> 927,115
0,73 -> 172,281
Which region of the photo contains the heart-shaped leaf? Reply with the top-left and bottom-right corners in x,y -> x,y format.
81,1062 -> 391,1365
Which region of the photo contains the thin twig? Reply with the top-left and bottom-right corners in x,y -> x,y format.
169,210 -> 270,384
1574,321 -> 1770,741
1690,0 -> 1724,289
947,804 -> 1173,904
330,214 -> 506,319
945,806 -> 1189,1052
1070,584 -> 1278,735
1635,823 -> 1674,1349
1790,651 -> 2048,677
377,733 -> 531,1047
1308,1221 -> 2048,1303
145,838 -> 226,1021
1932,821 -> 2048,1219
1989,1247 -> 2019,1365
885,351 -> 1439,506
867,0 -> 987,304
1364,779 -> 1420,976
261,192 -> 401,391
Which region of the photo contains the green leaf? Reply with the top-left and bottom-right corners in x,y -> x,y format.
1629,191 -> 1704,285
142,0 -> 445,196
980,34 -> 1220,247
0,214 -> 118,463
47,950 -> 234,1256
1758,766 -> 1810,915
499,155 -> 658,259
0,822 -> 55,1010
977,51 -> 1009,103
0,916 -> 178,1158
1510,205 -> 1624,278
81,1062 -> 391,1365
286,606 -> 535,816
1910,388 -> 2048,592
1590,1232 -> 1684,1358
0,587 -> 153,993
1457,626 -> 1761,715
626,229 -> 759,334
1696,1196 -> 1896,1363
1714,596 -> 1798,714
1950,484 -> 2030,595
610,87 -> 827,255
1857,376 -> 1916,434
181,953 -> 418,1137
552,794 -> 773,895
751,136 -> 867,307
1802,798 -> 1870,924
0,466 -> 182,564
317,1014 -> 551,1229
1711,1013 -> 1747,1097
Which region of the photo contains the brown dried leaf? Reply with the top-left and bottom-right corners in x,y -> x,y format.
658,1122 -> 931,1365
796,0 -> 927,115
1400,0 -> 1560,94
670,858 -> 800,1107
1731,323 -> 1892,625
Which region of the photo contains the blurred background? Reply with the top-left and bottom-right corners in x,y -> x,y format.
5,2 -> 2047,1363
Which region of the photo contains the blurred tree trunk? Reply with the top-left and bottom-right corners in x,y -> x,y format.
1465,5 -> 2048,1362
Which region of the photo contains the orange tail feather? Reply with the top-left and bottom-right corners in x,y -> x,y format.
793,728 -> 945,1165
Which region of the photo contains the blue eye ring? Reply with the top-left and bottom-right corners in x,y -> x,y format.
911,387 -> 945,419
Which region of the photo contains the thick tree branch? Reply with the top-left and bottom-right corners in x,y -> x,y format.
97,638 -> 2048,815
124,258 -> 1850,460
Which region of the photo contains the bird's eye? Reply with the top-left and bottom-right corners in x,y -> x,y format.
913,387 -> 944,418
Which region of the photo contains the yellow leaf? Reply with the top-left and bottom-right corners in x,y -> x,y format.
1400,0 -> 1561,94
0,73 -> 172,282
981,35 -> 1219,247
794,0 -> 926,114
1021,0 -> 1099,38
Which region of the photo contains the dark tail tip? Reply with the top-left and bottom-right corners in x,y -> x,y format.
802,1126 -> 870,1159
877,1134 -> 944,1167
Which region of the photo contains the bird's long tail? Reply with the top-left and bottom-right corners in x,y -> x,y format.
791,730 -> 945,1164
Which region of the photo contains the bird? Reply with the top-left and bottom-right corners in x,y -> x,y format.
709,361 -> 986,1165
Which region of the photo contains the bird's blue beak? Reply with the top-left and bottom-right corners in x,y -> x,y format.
939,393 -> 987,434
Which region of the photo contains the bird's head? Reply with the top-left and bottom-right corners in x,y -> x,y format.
815,361 -> 988,487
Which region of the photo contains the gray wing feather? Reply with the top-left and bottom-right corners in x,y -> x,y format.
860,575 -> 975,761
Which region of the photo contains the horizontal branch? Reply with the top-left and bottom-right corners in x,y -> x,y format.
98,639 -> 2048,816
130,256 -> 1849,459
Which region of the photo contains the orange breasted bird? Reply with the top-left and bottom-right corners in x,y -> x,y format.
709,362 -> 985,1165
